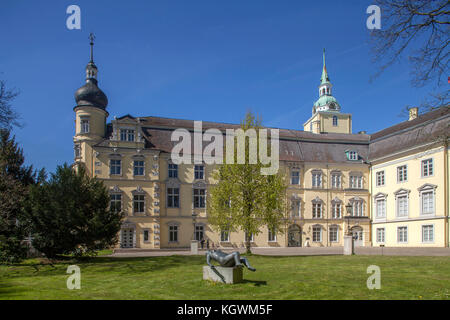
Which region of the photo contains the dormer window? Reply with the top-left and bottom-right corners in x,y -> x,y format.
120,129 -> 135,142
346,151 -> 358,161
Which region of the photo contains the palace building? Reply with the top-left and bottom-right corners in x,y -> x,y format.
73,38 -> 449,250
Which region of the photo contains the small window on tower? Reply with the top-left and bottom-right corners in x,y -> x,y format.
332,115 -> 338,126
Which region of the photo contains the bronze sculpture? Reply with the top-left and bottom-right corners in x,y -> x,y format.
206,249 -> 256,271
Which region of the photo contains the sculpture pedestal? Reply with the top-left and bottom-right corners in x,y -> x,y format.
203,266 -> 243,284
343,235 -> 353,255
191,240 -> 198,254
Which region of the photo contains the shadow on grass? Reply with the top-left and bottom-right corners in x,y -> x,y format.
242,279 -> 267,287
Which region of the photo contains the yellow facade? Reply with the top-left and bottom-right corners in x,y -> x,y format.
370,145 -> 449,247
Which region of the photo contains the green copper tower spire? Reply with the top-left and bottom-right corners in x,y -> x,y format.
320,48 -> 330,84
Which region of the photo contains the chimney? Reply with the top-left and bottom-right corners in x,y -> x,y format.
358,130 -> 367,134
409,107 -> 418,121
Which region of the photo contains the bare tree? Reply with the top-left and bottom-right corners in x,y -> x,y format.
0,79 -> 21,130
370,0 -> 449,113
370,0 -> 449,86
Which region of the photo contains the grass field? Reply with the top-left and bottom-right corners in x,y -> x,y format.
1,254 -> 449,300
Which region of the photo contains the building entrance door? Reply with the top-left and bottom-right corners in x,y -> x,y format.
352,228 -> 364,247
288,225 -> 302,247
121,228 -> 134,248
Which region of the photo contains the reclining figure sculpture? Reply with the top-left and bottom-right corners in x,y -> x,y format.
206,249 -> 256,271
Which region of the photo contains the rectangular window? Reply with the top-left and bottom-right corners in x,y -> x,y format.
193,189 -> 206,208
143,230 -> 149,242
120,129 -> 135,141
422,159 -> 433,177
397,226 -> 408,243
194,165 -> 204,180
110,194 -> 122,212
332,203 -> 341,218
350,175 -> 363,189
169,225 -> 178,242
397,165 -> 407,182
376,228 -> 385,243
376,199 -> 386,218
329,227 -> 338,242
133,194 -> 145,213
133,160 -> 145,176
397,195 -> 408,217
110,159 -> 121,175
167,188 -> 179,208
331,174 -> 341,188
220,230 -> 230,242
74,144 -> 81,158
245,232 -> 254,243
312,203 -> 322,218
195,225 -> 204,241
291,170 -> 300,185
422,225 -> 434,242
352,201 -> 364,216
312,226 -> 322,242
168,163 -> 178,178
268,229 -> 276,242
312,172 -> 322,188
291,200 -> 301,218
80,119 -> 89,133
422,191 -> 434,214
376,171 -> 385,186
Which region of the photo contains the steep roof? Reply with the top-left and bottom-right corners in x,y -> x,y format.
369,106 -> 450,161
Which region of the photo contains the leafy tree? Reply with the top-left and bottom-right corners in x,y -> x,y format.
25,164 -> 123,259
208,112 -> 286,253
0,129 -> 35,263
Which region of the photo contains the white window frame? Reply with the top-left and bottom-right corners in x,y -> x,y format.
193,188 -> 206,208
312,225 -> 322,242
350,175 -> 363,189
421,158 -> 433,177
376,228 -> 385,243
312,171 -> 322,188
110,193 -> 122,213
397,226 -> 408,244
245,232 -> 254,243
374,193 -> 387,219
268,228 -> 277,242
133,194 -> 145,214
421,224 -> 434,243
331,172 -> 342,189
312,200 -> 323,219
329,226 -> 339,243
397,165 -> 408,183
80,118 -> 90,134
418,184 -> 437,216
348,151 -> 358,161
376,171 -> 385,187
331,199 -> 342,219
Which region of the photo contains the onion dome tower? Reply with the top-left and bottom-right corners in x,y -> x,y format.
73,33 -> 108,141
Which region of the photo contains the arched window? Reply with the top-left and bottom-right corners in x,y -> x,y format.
332,115 -> 338,126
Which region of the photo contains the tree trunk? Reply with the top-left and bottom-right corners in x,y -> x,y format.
245,239 -> 251,254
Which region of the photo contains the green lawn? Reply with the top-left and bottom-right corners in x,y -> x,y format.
1,254 -> 449,300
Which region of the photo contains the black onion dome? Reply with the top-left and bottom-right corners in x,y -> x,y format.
74,78 -> 108,109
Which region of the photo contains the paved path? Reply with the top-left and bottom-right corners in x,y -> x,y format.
106,246 -> 450,258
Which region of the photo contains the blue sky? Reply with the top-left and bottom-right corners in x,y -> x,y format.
0,0 -> 443,173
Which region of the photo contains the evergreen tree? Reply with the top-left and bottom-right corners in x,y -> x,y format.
208,112 -> 287,253
0,129 -> 34,263
25,164 -> 123,258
